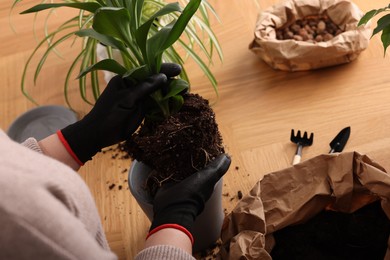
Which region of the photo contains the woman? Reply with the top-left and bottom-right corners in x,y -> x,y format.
0,64 -> 230,259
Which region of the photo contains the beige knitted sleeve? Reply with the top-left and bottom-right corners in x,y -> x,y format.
135,245 -> 196,260
21,137 -> 43,153
0,130 -> 117,260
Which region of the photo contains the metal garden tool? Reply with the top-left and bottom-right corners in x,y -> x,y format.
329,126 -> 351,153
290,129 -> 314,165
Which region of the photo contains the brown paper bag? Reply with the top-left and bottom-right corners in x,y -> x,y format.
249,0 -> 372,71
220,152 -> 390,259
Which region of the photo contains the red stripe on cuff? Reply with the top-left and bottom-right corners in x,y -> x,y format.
56,130 -> 84,166
146,224 -> 194,245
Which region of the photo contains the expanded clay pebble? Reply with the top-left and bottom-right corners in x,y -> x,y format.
276,14 -> 344,43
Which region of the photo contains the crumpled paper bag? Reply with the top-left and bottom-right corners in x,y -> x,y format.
220,152 -> 390,259
249,0 -> 372,71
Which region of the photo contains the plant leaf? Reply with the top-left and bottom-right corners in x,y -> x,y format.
76,29 -> 129,56
358,9 -> 379,26
65,49 -> 86,108
135,0 -> 145,28
90,40 -> 100,100
190,14 -> 223,61
123,65 -> 150,80
135,3 -> 182,59
180,41 -> 218,95
78,59 -> 128,78
92,7 -> 132,45
20,22 -> 77,105
11,0 -> 22,10
79,37 -> 96,105
169,95 -> 184,114
372,13 -> 390,37
92,7 -> 144,64
381,26 -> 390,56
358,6 -> 390,26
159,0 -> 201,50
21,3 -> 102,14
162,79 -> 189,100
146,0 -> 201,71
34,32 -> 75,84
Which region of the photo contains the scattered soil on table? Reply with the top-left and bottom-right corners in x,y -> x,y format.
237,190 -> 243,200
276,14 -> 344,42
124,93 -> 225,196
271,201 -> 390,260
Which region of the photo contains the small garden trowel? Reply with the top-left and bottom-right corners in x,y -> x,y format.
329,126 -> 351,153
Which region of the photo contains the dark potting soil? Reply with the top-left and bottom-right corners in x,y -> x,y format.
124,93 -> 224,195
270,201 -> 390,260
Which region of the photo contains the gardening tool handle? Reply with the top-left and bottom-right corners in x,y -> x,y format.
293,154 -> 301,165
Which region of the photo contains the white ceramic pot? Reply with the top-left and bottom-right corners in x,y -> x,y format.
128,160 -> 224,253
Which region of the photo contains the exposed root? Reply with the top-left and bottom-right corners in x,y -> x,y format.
150,173 -> 175,188
201,148 -> 212,167
191,155 -> 200,172
168,125 -> 193,137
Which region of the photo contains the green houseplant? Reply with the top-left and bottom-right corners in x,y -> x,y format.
17,0 -> 226,251
17,0 -> 225,179
12,0 -> 222,108
359,3 -> 390,55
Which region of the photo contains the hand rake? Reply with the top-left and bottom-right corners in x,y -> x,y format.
290,129 -> 314,165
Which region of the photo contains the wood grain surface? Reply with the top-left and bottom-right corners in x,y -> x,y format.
2,0 -> 390,259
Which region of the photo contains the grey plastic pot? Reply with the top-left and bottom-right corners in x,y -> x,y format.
7,105 -> 78,142
128,160 -> 224,253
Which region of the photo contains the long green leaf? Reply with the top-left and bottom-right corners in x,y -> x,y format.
146,0 -> 201,71
123,65 -> 151,80
65,49 -> 86,108
190,14 -> 223,61
43,9 -> 68,59
90,40 -> 100,100
162,79 -> 189,100
135,0 -> 145,28
34,32 -> 75,84
373,13 -> 390,38
92,7 -> 132,45
76,29 -> 130,57
78,59 -> 128,78
162,46 -> 190,91
135,3 -> 182,59
159,0 -> 201,50
178,24 -> 213,62
105,0 -> 115,7
20,23 -> 77,105
9,0 -> 23,32
358,9 -> 379,26
93,7 -> 144,64
11,0 -> 22,10
21,3 -> 102,14
180,42 -> 218,95
95,0 -> 106,6
79,38 -> 95,105
381,26 -> 390,56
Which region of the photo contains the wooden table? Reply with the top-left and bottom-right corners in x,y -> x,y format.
2,0 -> 390,259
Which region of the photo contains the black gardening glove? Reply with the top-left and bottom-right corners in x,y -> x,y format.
148,154 -> 231,244
58,63 -> 182,165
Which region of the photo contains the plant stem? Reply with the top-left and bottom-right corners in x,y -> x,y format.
150,91 -> 170,118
